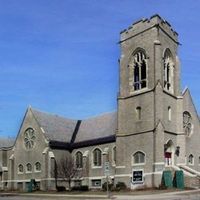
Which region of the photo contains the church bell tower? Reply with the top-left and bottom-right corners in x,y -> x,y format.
116,15 -> 184,188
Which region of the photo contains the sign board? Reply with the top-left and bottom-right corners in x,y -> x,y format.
132,170 -> 143,184
104,162 -> 110,176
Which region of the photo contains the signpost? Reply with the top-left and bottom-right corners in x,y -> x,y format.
104,162 -> 110,198
104,162 -> 110,176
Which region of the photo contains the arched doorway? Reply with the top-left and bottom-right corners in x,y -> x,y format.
164,140 -> 175,166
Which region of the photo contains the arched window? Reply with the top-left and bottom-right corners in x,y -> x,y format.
18,164 -> 23,173
168,106 -> 171,121
75,151 -> 83,168
133,51 -> 147,91
164,49 -> 174,93
183,111 -> 192,136
26,163 -> 32,172
136,107 -> 141,120
133,151 -> 145,164
93,148 -> 102,166
24,127 -> 36,149
188,154 -> 194,165
35,162 -> 41,172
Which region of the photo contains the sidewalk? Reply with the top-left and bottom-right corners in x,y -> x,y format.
0,189 -> 200,200
114,189 -> 200,200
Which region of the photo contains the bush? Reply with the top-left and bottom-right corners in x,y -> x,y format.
71,185 -> 89,191
102,182 -> 114,191
116,182 -> 127,191
56,186 -> 66,192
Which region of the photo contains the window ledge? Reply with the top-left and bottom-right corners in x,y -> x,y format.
188,163 -> 194,166
112,163 -> 116,167
92,166 -> 102,169
130,87 -> 148,95
34,171 -> 41,173
132,163 -> 145,167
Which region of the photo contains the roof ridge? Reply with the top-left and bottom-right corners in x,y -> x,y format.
31,107 -> 78,121
70,120 -> 81,144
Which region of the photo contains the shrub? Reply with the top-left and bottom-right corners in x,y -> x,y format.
116,182 -> 127,191
56,186 -> 66,192
102,182 -> 114,191
71,185 -> 89,191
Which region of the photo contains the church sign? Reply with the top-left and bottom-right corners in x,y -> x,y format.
132,170 -> 143,184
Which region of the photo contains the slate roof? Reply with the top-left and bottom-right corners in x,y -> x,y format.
0,137 -> 15,148
31,109 -> 77,142
75,112 -> 117,143
31,108 -> 116,148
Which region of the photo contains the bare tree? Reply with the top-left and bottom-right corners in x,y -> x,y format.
54,154 -> 80,190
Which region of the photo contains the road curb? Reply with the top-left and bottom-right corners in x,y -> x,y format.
0,189 -> 200,199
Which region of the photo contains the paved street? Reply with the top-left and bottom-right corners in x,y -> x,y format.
0,190 -> 200,200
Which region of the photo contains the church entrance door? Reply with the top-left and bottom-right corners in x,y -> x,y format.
165,152 -> 172,166
164,140 -> 175,166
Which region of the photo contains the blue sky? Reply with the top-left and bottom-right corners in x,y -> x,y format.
0,0 -> 199,137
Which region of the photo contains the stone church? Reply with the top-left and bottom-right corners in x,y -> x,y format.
0,14 -> 200,191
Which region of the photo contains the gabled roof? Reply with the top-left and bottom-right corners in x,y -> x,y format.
30,108 -> 116,149
182,87 -> 200,121
75,112 -> 117,143
31,108 -> 77,143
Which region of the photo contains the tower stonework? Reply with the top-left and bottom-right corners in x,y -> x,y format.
116,15 -> 185,188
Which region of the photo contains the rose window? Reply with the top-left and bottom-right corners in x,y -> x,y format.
183,111 -> 192,136
24,128 -> 36,149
